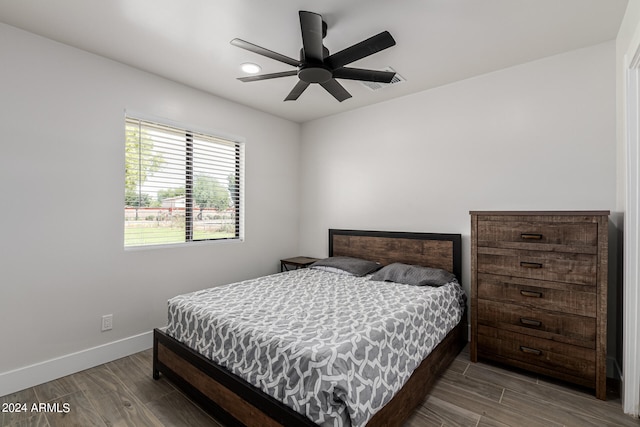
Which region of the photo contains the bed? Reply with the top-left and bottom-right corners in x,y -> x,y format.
153,229 -> 466,426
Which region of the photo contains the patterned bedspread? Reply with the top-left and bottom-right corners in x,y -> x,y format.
166,268 -> 465,427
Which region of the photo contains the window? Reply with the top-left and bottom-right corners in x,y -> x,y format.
124,116 -> 243,247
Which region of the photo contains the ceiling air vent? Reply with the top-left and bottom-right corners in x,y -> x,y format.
359,67 -> 405,91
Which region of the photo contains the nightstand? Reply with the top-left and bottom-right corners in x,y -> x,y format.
280,256 -> 320,272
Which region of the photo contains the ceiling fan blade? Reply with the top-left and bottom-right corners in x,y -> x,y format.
238,70 -> 298,82
320,79 -> 352,102
332,67 -> 395,83
299,11 -> 324,63
284,80 -> 311,101
230,38 -> 299,67
325,31 -> 396,69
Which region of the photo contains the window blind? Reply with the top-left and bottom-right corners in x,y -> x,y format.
124,116 -> 243,247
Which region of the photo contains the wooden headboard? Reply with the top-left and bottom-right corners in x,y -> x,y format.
329,229 -> 462,281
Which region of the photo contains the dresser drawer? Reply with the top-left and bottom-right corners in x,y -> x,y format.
477,247 -> 597,286
477,273 -> 596,316
477,220 -> 598,253
477,299 -> 596,348
477,325 -> 595,382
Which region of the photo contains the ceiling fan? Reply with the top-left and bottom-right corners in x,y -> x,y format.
230,10 -> 396,102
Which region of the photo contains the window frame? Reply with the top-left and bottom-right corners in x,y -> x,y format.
124,113 -> 244,249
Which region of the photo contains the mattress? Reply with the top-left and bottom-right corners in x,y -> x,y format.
166,268 -> 465,427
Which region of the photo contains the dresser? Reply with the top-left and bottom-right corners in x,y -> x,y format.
469,211 -> 609,399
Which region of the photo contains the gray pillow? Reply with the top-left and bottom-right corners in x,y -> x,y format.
309,256 -> 381,277
370,263 -> 456,287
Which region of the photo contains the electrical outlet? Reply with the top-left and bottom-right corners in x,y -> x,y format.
101,314 -> 113,332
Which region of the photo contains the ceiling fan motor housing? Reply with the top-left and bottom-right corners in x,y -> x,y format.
299,65 -> 333,83
298,44 -> 332,83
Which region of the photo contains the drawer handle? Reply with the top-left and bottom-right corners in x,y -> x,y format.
521,233 -> 543,240
520,261 -> 543,269
520,290 -> 543,298
520,346 -> 542,356
520,318 -> 542,327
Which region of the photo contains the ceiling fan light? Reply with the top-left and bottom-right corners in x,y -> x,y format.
241,62 -> 261,74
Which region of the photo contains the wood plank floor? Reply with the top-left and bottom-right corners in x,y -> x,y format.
1,345 -> 637,427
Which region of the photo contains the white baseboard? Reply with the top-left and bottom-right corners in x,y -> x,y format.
0,331 -> 153,397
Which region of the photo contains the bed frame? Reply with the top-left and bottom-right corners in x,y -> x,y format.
153,229 -> 466,426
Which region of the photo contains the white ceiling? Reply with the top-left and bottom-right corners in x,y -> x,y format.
0,0 -> 629,123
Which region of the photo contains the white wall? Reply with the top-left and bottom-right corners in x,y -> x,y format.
299,41 -> 617,354
0,23 -> 300,391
